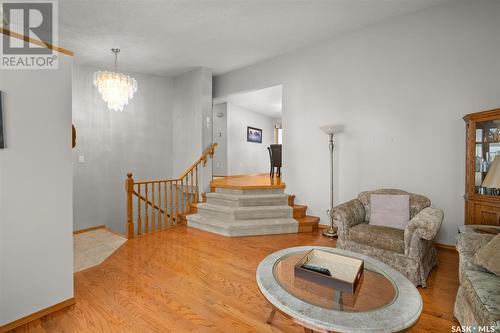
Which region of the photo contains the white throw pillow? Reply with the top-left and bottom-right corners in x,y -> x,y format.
369,194 -> 410,230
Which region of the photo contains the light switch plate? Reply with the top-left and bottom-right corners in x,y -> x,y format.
78,155 -> 85,164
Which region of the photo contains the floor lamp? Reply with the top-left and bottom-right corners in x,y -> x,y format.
320,125 -> 341,238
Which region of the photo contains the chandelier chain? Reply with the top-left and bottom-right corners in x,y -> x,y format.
111,48 -> 120,70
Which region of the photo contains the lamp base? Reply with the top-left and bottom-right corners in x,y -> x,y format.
322,227 -> 337,238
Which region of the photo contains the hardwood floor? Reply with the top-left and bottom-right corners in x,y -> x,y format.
211,173 -> 285,189
10,227 -> 459,332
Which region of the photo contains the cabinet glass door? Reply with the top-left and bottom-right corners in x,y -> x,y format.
475,120 -> 500,195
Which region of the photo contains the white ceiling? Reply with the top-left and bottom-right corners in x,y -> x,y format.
215,85 -> 283,118
59,0 -> 451,77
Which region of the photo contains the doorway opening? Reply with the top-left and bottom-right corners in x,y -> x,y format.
212,84 -> 283,177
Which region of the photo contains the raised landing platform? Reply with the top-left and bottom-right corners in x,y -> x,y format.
187,174 -> 319,237
188,187 -> 298,236
210,173 -> 286,190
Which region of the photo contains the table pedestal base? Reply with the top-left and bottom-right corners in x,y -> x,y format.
266,306 -> 333,333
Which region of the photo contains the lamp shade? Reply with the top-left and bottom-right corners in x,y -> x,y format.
482,155 -> 500,188
320,125 -> 343,135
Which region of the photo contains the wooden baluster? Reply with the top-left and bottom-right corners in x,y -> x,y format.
180,177 -> 184,214
187,175 -> 190,212
137,184 -> 142,236
169,181 -> 173,227
195,165 -> 199,203
152,183 -> 156,231
185,175 -> 189,213
175,179 -> 179,224
145,183 -> 149,233
126,173 -> 134,239
125,144 -> 218,233
190,169 -> 194,209
157,182 -> 161,230
159,183 -> 162,229
163,182 -> 168,228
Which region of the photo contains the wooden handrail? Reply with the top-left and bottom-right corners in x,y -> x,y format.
125,143 -> 217,238
133,144 -> 218,184
179,144 -> 218,179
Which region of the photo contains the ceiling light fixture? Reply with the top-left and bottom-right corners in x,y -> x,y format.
93,48 -> 137,112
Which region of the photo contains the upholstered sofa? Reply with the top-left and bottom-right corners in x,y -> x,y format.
454,232 -> 500,326
333,189 -> 444,287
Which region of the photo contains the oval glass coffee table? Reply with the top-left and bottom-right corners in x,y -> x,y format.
256,246 -> 422,333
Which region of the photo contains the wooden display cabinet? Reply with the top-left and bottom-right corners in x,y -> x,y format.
464,108 -> 500,226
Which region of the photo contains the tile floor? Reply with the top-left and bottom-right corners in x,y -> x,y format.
73,228 -> 127,272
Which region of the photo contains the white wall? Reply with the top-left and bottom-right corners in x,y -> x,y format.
212,103 -> 228,176
214,0 -> 500,245
0,55 -> 74,325
227,103 -> 275,175
172,68 -> 213,192
72,65 -> 174,234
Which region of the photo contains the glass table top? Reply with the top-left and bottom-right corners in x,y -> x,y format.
272,251 -> 398,312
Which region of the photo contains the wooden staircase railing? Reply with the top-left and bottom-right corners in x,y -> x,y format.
125,143 -> 217,239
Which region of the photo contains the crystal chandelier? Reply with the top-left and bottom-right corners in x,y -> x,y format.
93,49 -> 137,112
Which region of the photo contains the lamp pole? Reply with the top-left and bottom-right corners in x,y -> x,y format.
322,132 -> 337,237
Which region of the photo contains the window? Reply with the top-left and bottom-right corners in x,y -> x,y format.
276,128 -> 283,144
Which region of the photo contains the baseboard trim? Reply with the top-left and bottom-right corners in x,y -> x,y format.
435,242 -> 457,251
73,225 -> 105,235
0,297 -> 75,332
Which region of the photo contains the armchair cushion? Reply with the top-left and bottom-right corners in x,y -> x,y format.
474,234 -> 500,276
461,269 -> 500,324
358,189 -> 431,222
456,232 -> 494,279
350,224 -> 405,254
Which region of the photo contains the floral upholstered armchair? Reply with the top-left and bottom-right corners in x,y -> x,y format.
333,189 -> 444,287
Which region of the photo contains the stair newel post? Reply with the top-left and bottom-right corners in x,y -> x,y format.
126,173 -> 135,239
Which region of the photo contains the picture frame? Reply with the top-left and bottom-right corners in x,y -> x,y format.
247,126 -> 262,143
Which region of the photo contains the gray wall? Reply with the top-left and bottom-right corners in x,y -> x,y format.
0,55 -> 73,325
172,68 -> 213,192
214,0 -> 500,245
72,65 -> 174,234
172,70 -> 203,175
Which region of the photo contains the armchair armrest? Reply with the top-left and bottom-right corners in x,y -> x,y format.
456,232 -> 495,274
404,207 -> 443,256
332,199 -> 366,239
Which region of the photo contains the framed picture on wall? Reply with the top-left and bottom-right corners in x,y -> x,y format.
247,126 -> 262,143
0,91 -> 4,149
